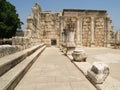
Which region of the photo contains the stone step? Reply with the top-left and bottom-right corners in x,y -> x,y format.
0,45 -> 46,90
0,44 -> 44,76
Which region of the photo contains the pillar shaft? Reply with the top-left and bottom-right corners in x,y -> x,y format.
60,17 -> 63,44
106,19 -> 111,47
76,17 -> 82,47
91,17 -> 95,46
80,17 -> 82,45
77,18 -> 80,42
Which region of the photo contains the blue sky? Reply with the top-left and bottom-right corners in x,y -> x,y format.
8,0 -> 120,31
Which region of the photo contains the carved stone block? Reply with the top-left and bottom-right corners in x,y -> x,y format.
87,62 -> 109,84
72,49 -> 87,62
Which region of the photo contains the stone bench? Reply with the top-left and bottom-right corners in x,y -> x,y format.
0,44 -> 44,76
0,45 -> 46,90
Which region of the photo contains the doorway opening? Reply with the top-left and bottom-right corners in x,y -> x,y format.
51,39 -> 57,45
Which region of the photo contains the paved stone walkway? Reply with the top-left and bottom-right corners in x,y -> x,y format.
15,47 -> 96,90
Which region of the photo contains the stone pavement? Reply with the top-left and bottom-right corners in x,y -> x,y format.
15,47 -> 96,90
71,47 -> 120,90
83,47 -> 120,81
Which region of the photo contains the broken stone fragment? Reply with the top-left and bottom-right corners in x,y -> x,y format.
72,49 -> 87,62
87,62 -> 109,84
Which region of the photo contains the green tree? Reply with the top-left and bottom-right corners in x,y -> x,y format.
0,0 -> 23,38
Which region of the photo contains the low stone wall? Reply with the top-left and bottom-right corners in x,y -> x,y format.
0,36 -> 40,58
0,39 -> 12,45
0,45 -> 22,58
12,37 -> 31,49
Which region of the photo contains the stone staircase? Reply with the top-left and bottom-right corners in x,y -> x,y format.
0,44 -> 46,90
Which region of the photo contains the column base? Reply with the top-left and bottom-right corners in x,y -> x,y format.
107,44 -> 111,48
66,47 -> 75,55
65,42 -> 76,55
76,42 -> 82,48
91,42 -> 95,47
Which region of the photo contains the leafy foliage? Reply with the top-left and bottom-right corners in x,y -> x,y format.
0,0 -> 23,38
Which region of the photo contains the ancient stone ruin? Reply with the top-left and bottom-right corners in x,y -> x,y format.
24,3 -> 113,48
0,3 -> 114,57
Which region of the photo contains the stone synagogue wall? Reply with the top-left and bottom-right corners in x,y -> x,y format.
23,3 -> 113,47
62,9 -> 113,47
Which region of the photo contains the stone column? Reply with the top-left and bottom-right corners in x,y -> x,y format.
106,19 -> 111,47
116,31 -> 120,43
68,31 -> 75,46
80,17 -> 83,46
104,18 -> 107,47
118,32 -> 120,42
64,30 -> 67,44
60,17 -> 64,45
62,32 -> 64,43
76,18 -> 80,47
91,17 -> 95,47
66,30 -> 75,55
